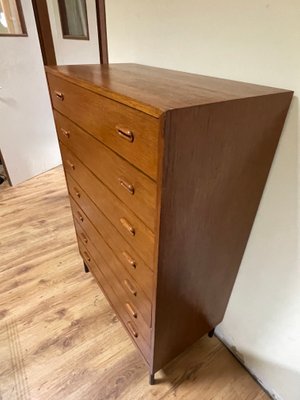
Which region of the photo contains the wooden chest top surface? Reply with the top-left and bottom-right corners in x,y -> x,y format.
45,63 -> 291,117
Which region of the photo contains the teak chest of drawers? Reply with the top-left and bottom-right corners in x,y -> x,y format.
46,63 -> 292,384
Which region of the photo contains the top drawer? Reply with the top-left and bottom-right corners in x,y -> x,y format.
47,73 -> 160,180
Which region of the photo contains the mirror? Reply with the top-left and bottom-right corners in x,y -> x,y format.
58,0 -> 89,40
0,0 -> 27,36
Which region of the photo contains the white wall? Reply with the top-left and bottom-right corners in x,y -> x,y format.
106,2 -> 300,399
0,0 -> 60,185
46,0 -> 100,65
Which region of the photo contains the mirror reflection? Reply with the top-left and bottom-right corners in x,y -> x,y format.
58,0 -> 89,40
0,0 -> 26,36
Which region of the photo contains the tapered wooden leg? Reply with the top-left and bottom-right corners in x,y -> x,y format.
208,328 -> 215,338
149,373 -> 155,385
84,262 -> 89,273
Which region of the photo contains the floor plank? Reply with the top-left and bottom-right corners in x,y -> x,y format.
0,166 -> 269,399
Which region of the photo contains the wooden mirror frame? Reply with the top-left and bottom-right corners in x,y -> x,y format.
58,0 -> 89,41
0,0 -> 27,37
32,0 -> 108,65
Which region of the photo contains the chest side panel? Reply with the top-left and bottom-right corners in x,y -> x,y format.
152,92 -> 293,373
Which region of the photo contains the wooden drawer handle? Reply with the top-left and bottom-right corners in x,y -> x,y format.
124,279 -> 137,296
127,321 -> 138,337
54,90 -> 64,101
81,233 -> 88,244
122,251 -> 136,268
66,160 -> 75,170
77,211 -> 84,222
118,178 -> 134,195
83,251 -> 90,262
61,128 -> 70,138
74,188 -> 81,198
116,126 -> 134,142
125,302 -> 137,318
120,218 -> 135,236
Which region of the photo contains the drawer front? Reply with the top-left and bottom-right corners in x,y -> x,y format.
55,111 -> 157,231
70,197 -> 154,298
70,196 -> 153,300
78,241 -> 150,362
61,144 -> 155,268
47,73 -> 159,180
74,217 -> 152,328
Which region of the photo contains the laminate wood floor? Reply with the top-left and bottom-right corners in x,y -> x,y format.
0,166 -> 269,400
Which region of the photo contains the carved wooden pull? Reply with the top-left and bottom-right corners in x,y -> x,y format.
125,302 -> 137,318
83,251 -> 90,262
55,90 -> 64,101
122,251 -> 136,268
127,321 -> 138,337
118,178 -> 134,195
61,128 -> 70,138
74,188 -> 81,198
81,233 -> 88,244
124,279 -> 137,296
120,218 -> 135,236
66,160 -> 75,170
77,211 -> 84,222
116,126 -> 134,142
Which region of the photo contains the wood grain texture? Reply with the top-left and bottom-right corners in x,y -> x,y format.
47,73 -> 160,179
69,197 -> 154,298
73,216 -> 152,329
0,165 -> 269,399
61,145 -> 155,268
77,239 -> 151,360
95,0 -> 109,64
45,63 -> 292,382
152,91 -> 293,373
45,64 -> 291,117
31,0 -> 56,66
54,110 -> 157,230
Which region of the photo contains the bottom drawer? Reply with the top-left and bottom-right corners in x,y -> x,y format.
78,239 -> 151,363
